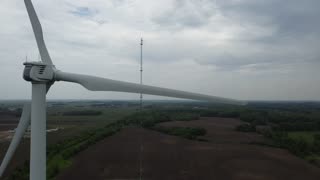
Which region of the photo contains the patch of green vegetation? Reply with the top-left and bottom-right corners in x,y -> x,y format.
62,110 -> 102,116
152,126 -> 206,140
268,132 -> 320,160
47,155 -> 71,179
119,110 -> 206,140
9,161 -> 29,180
48,107 -> 136,124
288,131 -> 320,144
169,112 -> 199,121
306,154 -> 320,166
9,121 -> 123,180
120,110 -> 200,128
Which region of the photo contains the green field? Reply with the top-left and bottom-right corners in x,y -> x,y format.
288,131 -> 320,144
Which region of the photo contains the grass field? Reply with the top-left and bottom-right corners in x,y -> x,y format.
288,131 -> 320,144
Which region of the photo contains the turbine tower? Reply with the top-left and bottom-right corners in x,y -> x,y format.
0,1 -> 246,179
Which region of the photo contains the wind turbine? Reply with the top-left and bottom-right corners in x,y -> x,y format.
0,0 -> 246,179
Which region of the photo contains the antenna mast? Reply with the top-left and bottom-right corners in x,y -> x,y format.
140,38 -> 143,110
139,38 -> 144,180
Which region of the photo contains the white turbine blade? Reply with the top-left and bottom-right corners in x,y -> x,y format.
0,104 -> 31,177
24,0 -> 52,65
55,71 -> 246,105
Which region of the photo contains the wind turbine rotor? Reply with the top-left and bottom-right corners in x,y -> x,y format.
0,0 -> 247,179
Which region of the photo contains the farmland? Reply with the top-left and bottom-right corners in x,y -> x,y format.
0,100 -> 320,179
57,117 -> 320,180
0,100 -> 137,179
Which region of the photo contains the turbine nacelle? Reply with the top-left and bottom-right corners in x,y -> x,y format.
23,61 -> 55,82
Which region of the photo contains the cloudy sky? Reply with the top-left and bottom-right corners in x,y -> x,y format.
0,0 -> 319,101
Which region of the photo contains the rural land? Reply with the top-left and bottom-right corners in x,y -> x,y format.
1,100 -> 320,179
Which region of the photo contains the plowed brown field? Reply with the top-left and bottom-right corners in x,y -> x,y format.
56,117 -> 320,180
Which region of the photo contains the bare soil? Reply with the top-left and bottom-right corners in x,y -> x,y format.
56,117 -> 320,180
158,117 -> 267,144
0,115 -> 19,131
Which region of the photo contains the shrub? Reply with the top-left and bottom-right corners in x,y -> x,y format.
153,126 -> 206,140
63,110 -> 102,116
235,123 -> 255,132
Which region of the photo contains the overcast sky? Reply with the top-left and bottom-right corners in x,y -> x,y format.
0,0 -> 319,101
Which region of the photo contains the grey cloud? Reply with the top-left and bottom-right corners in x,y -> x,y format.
183,0 -> 320,70
193,47 -> 320,71
1,0 -> 320,100
216,0 -> 320,37
152,0 -> 217,29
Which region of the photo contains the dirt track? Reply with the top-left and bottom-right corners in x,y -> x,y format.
57,117 -> 320,180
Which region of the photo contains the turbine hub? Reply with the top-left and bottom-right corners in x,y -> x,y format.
23,61 -> 55,82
